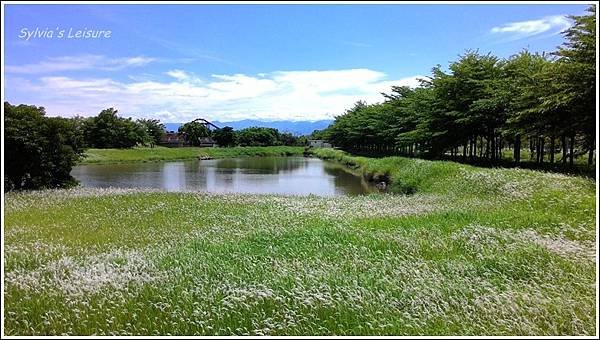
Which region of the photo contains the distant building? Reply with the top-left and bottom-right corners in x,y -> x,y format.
160,131 -> 186,147
158,118 -> 220,147
308,139 -> 332,148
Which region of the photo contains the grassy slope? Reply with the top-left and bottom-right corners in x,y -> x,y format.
80,146 -> 305,164
4,149 -> 596,335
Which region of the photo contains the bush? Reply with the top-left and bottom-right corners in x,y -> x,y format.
388,178 -> 418,195
4,102 -> 85,191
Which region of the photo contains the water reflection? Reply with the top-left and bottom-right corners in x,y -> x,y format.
71,157 -> 376,196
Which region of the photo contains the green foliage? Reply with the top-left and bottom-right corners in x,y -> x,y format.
295,135 -> 309,147
178,120 -> 211,146
309,129 -> 329,140
4,102 -> 85,191
83,108 -> 150,148
213,126 -> 236,147
278,132 -> 299,146
549,6 -> 596,151
235,127 -> 281,146
137,119 -> 166,146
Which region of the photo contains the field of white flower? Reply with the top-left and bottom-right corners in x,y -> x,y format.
3,152 -> 596,336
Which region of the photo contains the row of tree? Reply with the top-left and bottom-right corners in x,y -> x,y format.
216,126 -> 308,147
176,120 -> 308,147
324,7 -> 596,168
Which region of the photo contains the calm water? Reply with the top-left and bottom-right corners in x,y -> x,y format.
71,157 -> 375,196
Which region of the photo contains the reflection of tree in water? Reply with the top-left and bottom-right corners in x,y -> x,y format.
322,162 -> 376,195
214,157 -> 306,173
75,158 -> 375,195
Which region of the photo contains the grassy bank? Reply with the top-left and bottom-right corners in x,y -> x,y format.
311,148 -> 592,195
80,146 -> 305,164
4,151 -> 596,335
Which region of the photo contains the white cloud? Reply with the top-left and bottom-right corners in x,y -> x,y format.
165,69 -> 190,81
6,69 -> 424,122
5,54 -> 155,74
491,15 -> 572,41
272,69 -> 386,93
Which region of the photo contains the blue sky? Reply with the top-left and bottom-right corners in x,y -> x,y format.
3,3 -> 591,122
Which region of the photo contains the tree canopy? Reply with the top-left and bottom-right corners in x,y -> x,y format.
178,120 -> 211,146
4,102 -> 85,190
82,108 -> 150,148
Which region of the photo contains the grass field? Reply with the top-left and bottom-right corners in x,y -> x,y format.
80,146 -> 305,164
4,149 -> 597,335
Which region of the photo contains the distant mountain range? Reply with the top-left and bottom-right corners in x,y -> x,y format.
164,119 -> 333,136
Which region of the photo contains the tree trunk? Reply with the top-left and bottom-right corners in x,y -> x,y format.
514,134 -> 521,164
469,138 -> 474,159
569,135 -> 575,166
530,138 -> 535,161
498,136 -> 503,160
550,136 -> 555,163
589,138 -> 595,166
562,135 -> 567,164
539,137 -> 545,163
479,136 -> 484,158
491,133 -> 496,161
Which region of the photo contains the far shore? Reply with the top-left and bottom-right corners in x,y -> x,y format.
79,146 -> 306,165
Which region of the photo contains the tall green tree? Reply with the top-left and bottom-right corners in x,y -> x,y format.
4,102 -> 85,191
213,126 -> 236,147
503,50 -> 555,164
178,120 -> 211,146
279,132 -> 299,146
83,108 -> 149,148
137,118 -> 166,147
386,85 -> 435,156
546,6 -> 596,165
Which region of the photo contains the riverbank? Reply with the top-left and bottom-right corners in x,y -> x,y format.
311,148 -> 598,194
4,151 -> 596,335
80,146 -> 305,164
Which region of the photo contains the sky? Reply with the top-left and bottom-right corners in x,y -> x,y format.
3,3 -> 592,122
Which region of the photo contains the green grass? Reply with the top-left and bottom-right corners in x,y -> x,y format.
4,149 -> 596,335
80,146 -> 305,164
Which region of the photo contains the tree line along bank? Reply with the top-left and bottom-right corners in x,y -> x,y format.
321,7 -> 595,169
